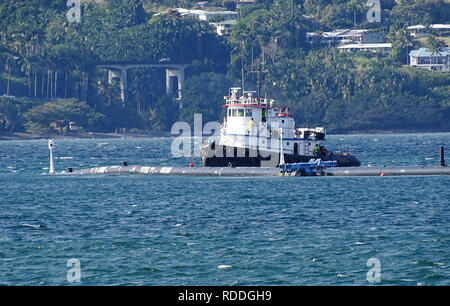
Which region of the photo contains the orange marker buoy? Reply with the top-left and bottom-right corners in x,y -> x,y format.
189,162 -> 194,167
381,172 -> 385,176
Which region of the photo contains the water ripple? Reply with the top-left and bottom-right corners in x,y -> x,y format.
0,134 -> 449,285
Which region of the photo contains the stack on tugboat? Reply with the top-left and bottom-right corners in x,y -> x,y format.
200,87 -> 361,168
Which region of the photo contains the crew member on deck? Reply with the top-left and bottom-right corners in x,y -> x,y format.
314,144 -> 320,156
248,118 -> 254,134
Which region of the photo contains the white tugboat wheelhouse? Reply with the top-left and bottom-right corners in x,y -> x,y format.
220,87 -> 324,156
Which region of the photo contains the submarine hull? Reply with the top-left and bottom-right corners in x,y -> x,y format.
200,144 -> 361,168
69,165 -> 450,177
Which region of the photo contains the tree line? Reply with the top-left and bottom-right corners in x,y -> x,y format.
0,0 -> 449,135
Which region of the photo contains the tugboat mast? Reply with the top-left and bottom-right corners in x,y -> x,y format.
250,56 -> 267,98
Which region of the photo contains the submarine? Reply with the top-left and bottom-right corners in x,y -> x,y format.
64,147 -> 448,177
53,86 -> 448,178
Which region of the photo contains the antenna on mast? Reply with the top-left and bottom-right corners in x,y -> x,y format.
240,40 -> 245,93
250,58 -> 268,98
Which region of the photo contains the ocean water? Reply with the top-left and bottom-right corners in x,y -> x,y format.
0,133 -> 449,285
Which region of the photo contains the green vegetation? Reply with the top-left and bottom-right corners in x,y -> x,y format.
273,51 -> 450,132
0,0 -> 449,135
24,99 -> 106,134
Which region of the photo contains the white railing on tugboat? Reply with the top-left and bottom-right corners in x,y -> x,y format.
224,96 -> 272,107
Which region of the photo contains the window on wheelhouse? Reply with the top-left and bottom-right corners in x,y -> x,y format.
245,109 -> 252,117
237,109 -> 244,117
231,109 -> 237,116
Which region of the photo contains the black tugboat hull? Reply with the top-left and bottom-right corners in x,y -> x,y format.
201,144 -> 361,168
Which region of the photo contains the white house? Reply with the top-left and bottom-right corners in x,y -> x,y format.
409,47 -> 450,72
175,8 -> 238,22
406,24 -> 450,39
155,8 -> 238,22
337,43 -> 392,55
306,29 -> 385,46
236,0 -> 258,9
210,19 -> 237,36
194,2 -> 209,9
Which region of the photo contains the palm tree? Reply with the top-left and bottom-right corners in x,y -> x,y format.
388,27 -> 414,65
426,35 -> 446,69
5,55 -> 19,97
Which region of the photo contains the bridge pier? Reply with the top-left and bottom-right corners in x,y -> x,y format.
100,63 -> 190,104
108,69 -> 127,106
119,69 -> 128,105
166,68 -> 185,100
108,70 -> 120,84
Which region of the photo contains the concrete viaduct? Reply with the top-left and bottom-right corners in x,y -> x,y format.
97,62 -> 190,104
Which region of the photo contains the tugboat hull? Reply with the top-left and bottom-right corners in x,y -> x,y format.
201,143 -> 361,168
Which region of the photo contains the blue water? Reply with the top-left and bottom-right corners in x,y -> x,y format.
0,133 -> 449,285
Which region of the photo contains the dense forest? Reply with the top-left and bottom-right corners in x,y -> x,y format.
0,0 -> 449,135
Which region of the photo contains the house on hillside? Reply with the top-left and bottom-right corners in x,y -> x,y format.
210,19 -> 237,36
337,43 -> 392,55
236,0 -> 258,9
156,8 -> 238,22
406,24 -> 450,39
174,8 -> 237,22
194,1 -> 209,9
409,47 -> 450,72
306,29 -> 385,47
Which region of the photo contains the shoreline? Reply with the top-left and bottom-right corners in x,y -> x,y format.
0,131 -> 172,141
1,129 -> 449,141
334,129 -> 450,135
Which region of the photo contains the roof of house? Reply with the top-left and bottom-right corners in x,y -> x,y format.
211,19 -> 238,26
307,29 -> 368,39
156,8 -> 237,18
407,24 -> 450,30
409,47 -> 450,57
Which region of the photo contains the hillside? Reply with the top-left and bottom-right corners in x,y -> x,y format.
0,0 -> 449,135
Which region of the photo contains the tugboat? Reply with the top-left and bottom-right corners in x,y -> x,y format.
200,87 -> 361,168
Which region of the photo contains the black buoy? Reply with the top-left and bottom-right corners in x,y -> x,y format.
67,168 -> 73,173
440,146 -> 446,167
122,161 -> 128,166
